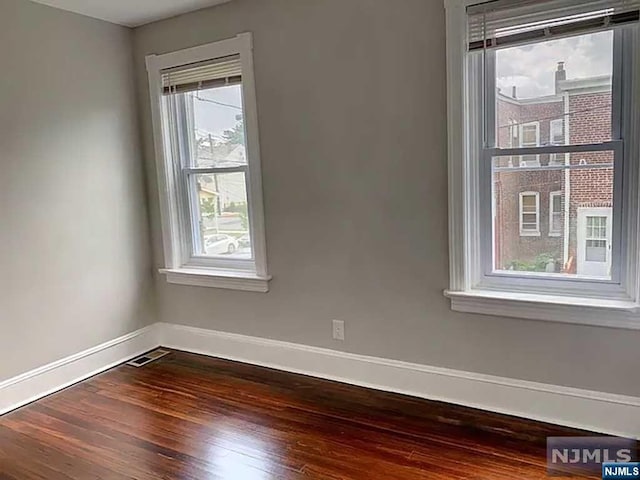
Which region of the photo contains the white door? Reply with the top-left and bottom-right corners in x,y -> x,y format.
577,207 -> 612,278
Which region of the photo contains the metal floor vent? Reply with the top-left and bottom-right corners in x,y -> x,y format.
127,349 -> 171,367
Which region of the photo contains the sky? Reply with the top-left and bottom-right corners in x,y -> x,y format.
193,84 -> 244,140
496,31 -> 613,99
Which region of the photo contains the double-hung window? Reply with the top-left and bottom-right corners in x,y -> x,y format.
519,122 -> 540,167
549,118 -> 566,166
146,33 -> 271,292
519,192 -> 540,236
549,191 -> 563,237
444,0 -> 640,328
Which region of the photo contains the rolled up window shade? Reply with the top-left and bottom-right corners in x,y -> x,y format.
467,0 -> 640,51
161,55 -> 242,95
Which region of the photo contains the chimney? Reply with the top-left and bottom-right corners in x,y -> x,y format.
512,86 -> 517,99
555,62 -> 566,94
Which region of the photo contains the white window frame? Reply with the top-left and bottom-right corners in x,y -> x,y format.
146,33 -> 271,292
519,192 -> 540,236
549,191 -> 563,237
518,122 -> 540,167
443,0 -> 640,330
550,118 -> 564,145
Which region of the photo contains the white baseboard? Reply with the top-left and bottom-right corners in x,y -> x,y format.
159,322 -> 640,440
0,325 -> 159,415
3,321 -> 638,440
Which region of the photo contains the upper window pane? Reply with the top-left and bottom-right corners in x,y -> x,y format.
496,31 -> 613,148
190,85 -> 246,168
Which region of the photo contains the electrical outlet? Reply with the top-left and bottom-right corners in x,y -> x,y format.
332,319 -> 345,341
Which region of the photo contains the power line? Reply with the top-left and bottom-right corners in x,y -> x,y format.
195,94 -> 242,111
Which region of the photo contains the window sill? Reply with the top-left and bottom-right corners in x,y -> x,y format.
160,268 -> 272,292
444,289 -> 640,330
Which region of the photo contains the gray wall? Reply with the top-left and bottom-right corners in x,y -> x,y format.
0,0 -> 155,380
132,0 -> 640,397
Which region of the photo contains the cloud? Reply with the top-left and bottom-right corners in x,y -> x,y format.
496,31 -> 613,98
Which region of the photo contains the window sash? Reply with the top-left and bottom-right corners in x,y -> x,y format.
480,141 -> 624,289
182,166 -> 253,262
167,92 -> 256,268
474,22 -> 626,289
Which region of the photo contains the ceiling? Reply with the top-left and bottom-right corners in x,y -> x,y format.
29,0 -> 233,27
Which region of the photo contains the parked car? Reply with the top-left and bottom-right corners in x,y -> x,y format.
237,234 -> 251,248
204,234 -> 238,255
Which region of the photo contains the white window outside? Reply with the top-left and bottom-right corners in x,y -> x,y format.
550,118 -> 564,145
519,122 -> 540,167
519,192 -> 540,236
549,191 -> 563,237
146,33 -> 271,292
444,0 -> 640,329
549,118 -> 566,166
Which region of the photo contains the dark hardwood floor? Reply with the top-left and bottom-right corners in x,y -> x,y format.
0,350 -> 610,479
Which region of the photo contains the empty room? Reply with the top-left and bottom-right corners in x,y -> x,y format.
1,0 -> 639,478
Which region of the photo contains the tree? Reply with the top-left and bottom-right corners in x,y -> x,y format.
200,197 -> 217,217
222,114 -> 245,145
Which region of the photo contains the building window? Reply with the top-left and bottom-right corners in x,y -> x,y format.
519,122 -> 540,167
519,192 -> 540,236
146,33 -> 271,291
444,0 -> 640,327
550,118 -> 564,145
549,118 -> 566,166
549,191 -> 563,237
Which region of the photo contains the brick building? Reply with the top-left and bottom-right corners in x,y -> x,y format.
494,63 -> 613,277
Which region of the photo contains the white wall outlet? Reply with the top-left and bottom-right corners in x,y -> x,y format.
332,319 -> 345,341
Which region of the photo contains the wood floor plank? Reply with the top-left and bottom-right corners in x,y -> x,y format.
0,349 -> 628,479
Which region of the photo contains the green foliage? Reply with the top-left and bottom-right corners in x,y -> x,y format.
200,197 -> 217,217
508,253 -> 557,272
222,114 -> 245,145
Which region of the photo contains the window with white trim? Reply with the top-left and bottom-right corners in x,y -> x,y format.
549,191 -> 563,236
549,118 -> 567,166
146,33 -> 271,292
550,118 -> 564,145
519,122 -> 540,167
519,192 -> 540,236
444,0 -> 640,327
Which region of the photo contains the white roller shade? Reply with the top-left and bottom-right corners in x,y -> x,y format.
467,0 -> 640,51
161,55 -> 242,95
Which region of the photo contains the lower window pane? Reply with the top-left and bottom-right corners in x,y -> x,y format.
193,172 -> 252,259
492,151 -> 614,279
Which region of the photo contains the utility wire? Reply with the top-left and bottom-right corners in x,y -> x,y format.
195,94 -> 242,111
